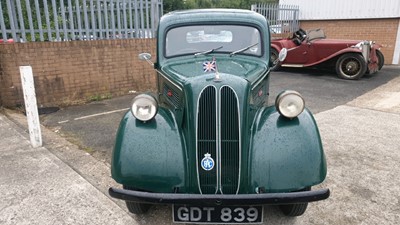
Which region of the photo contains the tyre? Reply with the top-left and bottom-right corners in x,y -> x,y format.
366,50 -> 385,74
270,48 -> 281,71
335,53 -> 367,80
376,50 -> 384,70
279,202 -> 309,217
123,185 -> 151,214
279,187 -> 311,217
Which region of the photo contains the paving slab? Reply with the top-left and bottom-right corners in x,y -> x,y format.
0,115 -> 137,225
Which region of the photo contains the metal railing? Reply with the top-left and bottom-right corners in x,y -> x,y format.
0,0 -> 163,42
251,3 -> 299,36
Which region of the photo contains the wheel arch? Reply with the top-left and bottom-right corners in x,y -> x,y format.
304,48 -> 363,67
111,108 -> 187,193
335,52 -> 367,79
248,106 -> 327,192
270,44 -> 282,52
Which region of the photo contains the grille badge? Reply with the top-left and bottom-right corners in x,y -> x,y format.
201,153 -> 215,171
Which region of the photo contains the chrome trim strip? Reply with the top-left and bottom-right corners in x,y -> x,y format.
215,86 -> 220,195
281,64 -> 305,68
217,87 -> 222,194
251,69 -> 269,90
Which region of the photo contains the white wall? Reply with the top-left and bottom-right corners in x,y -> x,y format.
394,20 -> 400,64
280,0 -> 400,20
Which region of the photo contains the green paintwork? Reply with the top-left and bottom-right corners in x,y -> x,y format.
112,108 -> 187,193
249,107 -> 327,192
111,9 -> 327,195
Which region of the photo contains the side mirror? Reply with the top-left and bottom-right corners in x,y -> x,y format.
278,48 -> 287,62
138,53 -> 154,66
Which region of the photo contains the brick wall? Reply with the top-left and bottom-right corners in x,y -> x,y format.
300,18 -> 399,65
0,39 -> 157,108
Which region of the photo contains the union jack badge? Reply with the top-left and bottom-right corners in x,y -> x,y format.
203,60 -> 216,73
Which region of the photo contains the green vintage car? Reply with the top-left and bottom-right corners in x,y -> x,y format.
109,9 -> 329,224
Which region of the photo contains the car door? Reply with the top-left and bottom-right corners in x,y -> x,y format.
285,41 -> 309,64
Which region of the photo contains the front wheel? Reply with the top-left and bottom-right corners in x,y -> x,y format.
279,187 -> 310,217
335,53 -> 367,80
366,50 -> 385,74
376,50 -> 384,70
279,202 -> 309,217
123,185 -> 151,214
270,48 -> 281,71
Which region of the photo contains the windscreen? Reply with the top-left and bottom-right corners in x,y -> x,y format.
165,25 -> 262,57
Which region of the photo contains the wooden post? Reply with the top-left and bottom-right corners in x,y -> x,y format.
20,66 -> 42,148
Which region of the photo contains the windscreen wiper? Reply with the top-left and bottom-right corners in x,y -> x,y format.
229,43 -> 259,56
194,46 -> 223,56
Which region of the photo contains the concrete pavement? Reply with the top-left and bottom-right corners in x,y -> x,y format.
0,68 -> 399,225
0,114 -> 137,225
310,73 -> 400,224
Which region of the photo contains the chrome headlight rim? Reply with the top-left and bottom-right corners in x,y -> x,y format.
131,93 -> 158,122
275,90 -> 305,119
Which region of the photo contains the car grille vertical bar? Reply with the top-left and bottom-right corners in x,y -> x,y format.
220,86 -> 240,194
197,86 -> 217,194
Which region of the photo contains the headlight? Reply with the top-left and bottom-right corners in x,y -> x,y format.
131,94 -> 158,122
275,90 -> 305,119
354,41 -> 363,50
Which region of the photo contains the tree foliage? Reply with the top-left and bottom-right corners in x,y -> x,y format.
1,0 -> 279,40
163,0 -> 278,13
1,0 -> 63,40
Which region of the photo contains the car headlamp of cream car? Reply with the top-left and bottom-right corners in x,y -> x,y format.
109,9 -> 329,224
130,94 -> 158,122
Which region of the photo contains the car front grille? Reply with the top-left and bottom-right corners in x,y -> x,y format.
163,83 -> 181,108
197,85 -> 240,194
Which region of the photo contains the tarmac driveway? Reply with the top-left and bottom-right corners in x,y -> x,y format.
40,66 -> 400,163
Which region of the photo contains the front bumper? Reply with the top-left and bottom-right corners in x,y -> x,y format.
109,187 -> 330,205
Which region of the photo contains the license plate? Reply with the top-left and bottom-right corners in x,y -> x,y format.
173,205 -> 263,224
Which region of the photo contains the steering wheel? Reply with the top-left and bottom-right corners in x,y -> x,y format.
294,31 -> 301,39
292,32 -> 302,45
293,29 -> 306,45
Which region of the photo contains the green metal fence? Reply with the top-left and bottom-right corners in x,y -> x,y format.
251,3 -> 299,36
0,0 -> 163,42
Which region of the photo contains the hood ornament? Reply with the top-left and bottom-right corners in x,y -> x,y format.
203,57 -> 222,82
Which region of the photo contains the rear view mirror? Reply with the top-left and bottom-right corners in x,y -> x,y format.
139,53 -> 152,60
138,53 -> 154,66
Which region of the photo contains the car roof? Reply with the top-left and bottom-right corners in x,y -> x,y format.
159,9 -> 268,29
156,9 -> 270,65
